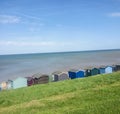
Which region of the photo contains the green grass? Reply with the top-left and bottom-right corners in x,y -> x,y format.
0,72 -> 120,114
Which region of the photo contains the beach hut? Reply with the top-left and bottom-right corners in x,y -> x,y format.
32,73 -> 49,84
32,74 -> 40,84
8,77 -> 27,89
52,71 -> 69,82
91,68 -> 100,76
33,77 -> 39,84
1,82 -> 8,90
26,77 -> 34,86
49,74 -> 54,82
105,66 -> 113,74
68,69 -> 85,79
114,65 -> 120,71
111,65 -> 116,72
7,80 -> 13,89
85,69 -> 91,77
39,74 -> 49,84
77,70 -> 85,78
99,67 -> 105,74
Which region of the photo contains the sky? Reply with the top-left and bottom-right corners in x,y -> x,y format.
0,0 -> 120,55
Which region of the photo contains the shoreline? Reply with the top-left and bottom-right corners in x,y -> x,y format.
0,62 -> 119,83
0,63 -> 120,90
0,49 -> 120,83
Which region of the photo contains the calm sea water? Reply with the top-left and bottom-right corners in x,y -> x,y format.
0,49 -> 120,83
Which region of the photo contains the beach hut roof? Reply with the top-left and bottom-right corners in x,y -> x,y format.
52,71 -> 62,75
52,71 -> 68,75
85,68 -> 92,71
69,69 -> 85,73
41,74 -> 49,76
8,77 -> 26,82
116,64 -> 120,66
91,67 -> 99,70
68,69 -> 79,72
105,66 -> 113,68
79,69 -> 85,72
84,66 -> 95,70
99,66 -> 106,69
115,64 -> 120,68
32,73 -> 42,78
25,77 -> 33,81
32,73 -> 48,78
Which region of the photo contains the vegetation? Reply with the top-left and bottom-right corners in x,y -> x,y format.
0,72 -> 120,114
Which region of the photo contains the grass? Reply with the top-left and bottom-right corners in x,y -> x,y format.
0,72 -> 120,114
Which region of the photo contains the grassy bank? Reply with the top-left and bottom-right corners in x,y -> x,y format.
0,72 -> 120,114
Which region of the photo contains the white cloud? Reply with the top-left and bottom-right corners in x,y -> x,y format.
16,13 -> 41,20
108,12 -> 120,17
0,41 -> 72,47
0,15 -> 20,24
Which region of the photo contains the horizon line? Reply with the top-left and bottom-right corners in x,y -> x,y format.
0,48 -> 120,56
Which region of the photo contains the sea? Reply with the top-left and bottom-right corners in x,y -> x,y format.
0,49 -> 120,83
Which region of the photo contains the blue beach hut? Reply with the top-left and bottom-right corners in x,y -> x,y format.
78,70 -> 85,78
99,67 -> 105,74
68,69 -> 85,79
8,77 -> 27,89
105,66 -> 113,74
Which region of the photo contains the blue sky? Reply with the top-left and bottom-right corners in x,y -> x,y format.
0,0 -> 120,54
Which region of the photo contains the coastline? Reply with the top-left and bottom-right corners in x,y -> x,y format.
0,49 -> 120,83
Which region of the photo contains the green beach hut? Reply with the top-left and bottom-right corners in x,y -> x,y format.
91,68 -> 100,76
85,69 -> 92,77
8,77 -> 27,89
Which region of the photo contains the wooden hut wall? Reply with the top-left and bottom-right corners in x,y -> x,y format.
12,77 -> 27,89
76,71 -> 84,78
7,80 -> 13,89
1,82 -> 8,90
105,66 -> 113,74
91,68 -> 100,76
49,75 -> 54,82
115,65 -> 120,71
85,69 -> 91,77
26,77 -> 34,86
38,75 -> 49,84
58,73 -> 69,81
53,74 -> 58,81
99,68 -> 105,74
68,71 -> 76,79
33,77 -> 39,84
